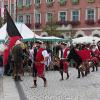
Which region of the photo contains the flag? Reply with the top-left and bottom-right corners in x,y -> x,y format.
3,8 -> 22,65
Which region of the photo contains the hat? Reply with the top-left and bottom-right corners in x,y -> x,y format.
35,40 -> 43,44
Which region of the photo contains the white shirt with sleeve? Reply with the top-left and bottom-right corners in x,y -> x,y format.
42,50 -> 49,65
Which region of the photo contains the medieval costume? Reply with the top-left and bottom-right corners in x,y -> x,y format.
77,45 -> 91,76
67,46 -> 82,78
60,42 -> 69,80
90,44 -> 100,71
12,40 -> 23,81
31,41 -> 49,88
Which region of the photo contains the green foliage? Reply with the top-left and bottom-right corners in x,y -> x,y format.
43,22 -> 59,35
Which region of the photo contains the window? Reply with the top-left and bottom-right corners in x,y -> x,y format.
18,0 -> 23,9
59,11 -> 67,21
18,0 -> 23,5
72,0 -> 79,4
46,0 -> 54,7
98,8 -> 100,19
71,10 -> 79,21
35,13 -> 41,23
18,15 -> 23,22
46,0 -> 53,3
34,0 -> 41,4
46,12 -> 53,22
26,0 -> 31,5
86,8 -> 95,20
59,0 -> 67,6
26,15 -> 31,23
34,0 -> 41,8
88,0 -> 95,3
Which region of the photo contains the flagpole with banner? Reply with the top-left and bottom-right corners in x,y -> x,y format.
33,8 -> 36,43
3,7 -> 22,66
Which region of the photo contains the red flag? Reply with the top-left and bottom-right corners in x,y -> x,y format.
3,8 -> 22,65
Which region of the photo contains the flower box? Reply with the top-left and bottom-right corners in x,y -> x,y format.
56,21 -> 70,26
35,22 -> 41,28
70,20 -> 80,26
85,20 -> 95,25
25,23 -> 31,28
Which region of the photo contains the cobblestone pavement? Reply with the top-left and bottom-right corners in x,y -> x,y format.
20,68 -> 100,100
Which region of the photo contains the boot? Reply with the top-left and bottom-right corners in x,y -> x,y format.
44,80 -> 47,87
77,68 -> 80,78
66,72 -> 69,79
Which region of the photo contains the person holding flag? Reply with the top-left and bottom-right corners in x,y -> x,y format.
12,40 -> 23,81
3,8 -> 22,76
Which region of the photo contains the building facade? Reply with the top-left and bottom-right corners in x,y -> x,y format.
1,0 -> 100,38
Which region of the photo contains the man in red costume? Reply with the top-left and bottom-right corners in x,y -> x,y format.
90,41 -> 100,71
77,44 -> 91,77
59,42 -> 69,80
31,41 -> 49,88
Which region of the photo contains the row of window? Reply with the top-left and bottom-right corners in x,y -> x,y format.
18,8 -> 100,24
17,0 -> 95,6
34,0 -> 95,4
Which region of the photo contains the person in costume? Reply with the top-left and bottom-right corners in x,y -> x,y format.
12,40 -> 23,81
59,42 -> 69,80
90,44 -> 99,72
90,41 -> 100,71
31,40 -> 49,88
77,44 -> 91,77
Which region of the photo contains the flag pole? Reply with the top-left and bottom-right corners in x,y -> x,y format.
33,8 -> 36,43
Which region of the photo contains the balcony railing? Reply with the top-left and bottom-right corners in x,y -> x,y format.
25,23 -> 31,28
85,19 -> 95,25
70,20 -> 80,26
35,22 -> 41,29
56,21 -> 70,26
